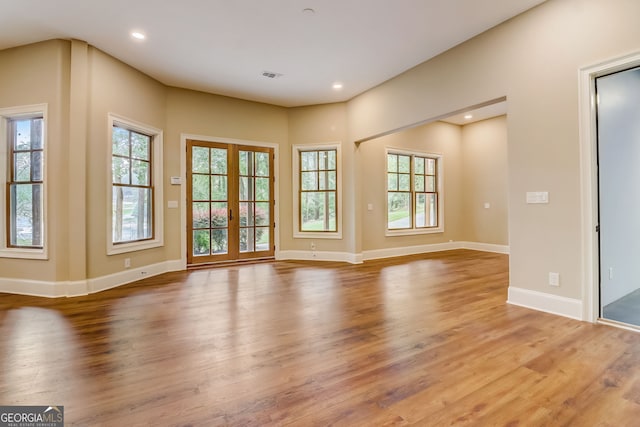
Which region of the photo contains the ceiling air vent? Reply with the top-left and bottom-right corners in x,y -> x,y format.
262,71 -> 283,79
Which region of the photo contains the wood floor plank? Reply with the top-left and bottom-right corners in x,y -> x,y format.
1,250 -> 639,426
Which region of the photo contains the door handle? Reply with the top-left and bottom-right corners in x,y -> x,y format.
229,209 -> 233,221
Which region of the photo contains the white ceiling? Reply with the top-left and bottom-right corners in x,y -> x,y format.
1,0 -> 545,108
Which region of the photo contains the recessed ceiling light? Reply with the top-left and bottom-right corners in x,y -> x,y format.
464,114 -> 473,120
302,8 -> 315,15
131,31 -> 146,40
332,83 -> 343,90
262,71 -> 283,79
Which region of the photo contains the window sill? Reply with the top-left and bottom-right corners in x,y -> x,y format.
293,231 -> 342,240
107,239 -> 163,255
385,227 -> 444,237
0,248 -> 48,260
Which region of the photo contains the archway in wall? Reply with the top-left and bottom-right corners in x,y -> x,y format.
355,99 -> 509,261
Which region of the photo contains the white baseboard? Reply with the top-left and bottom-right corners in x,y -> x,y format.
0,277 -> 60,298
88,260 -> 181,294
362,241 -> 509,260
279,241 -> 509,264
462,241 -> 510,254
1,242 -> 508,298
362,241 -> 461,261
0,260 -> 183,298
276,250 -> 363,264
507,286 -> 583,321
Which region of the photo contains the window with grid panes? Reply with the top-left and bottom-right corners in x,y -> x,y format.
387,151 -> 441,232
299,149 -> 338,232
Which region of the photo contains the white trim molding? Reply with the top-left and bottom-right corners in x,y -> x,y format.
277,250 -> 363,264
0,104 -> 49,260
1,241 -> 509,297
179,133 -> 280,270
507,286 -> 583,321
107,113 -> 164,255
578,50 -> 640,323
363,241 -> 459,261
0,260 -> 183,298
277,241 -> 510,264
292,142 -> 343,239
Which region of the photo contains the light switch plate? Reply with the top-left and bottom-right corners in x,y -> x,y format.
526,191 -> 549,204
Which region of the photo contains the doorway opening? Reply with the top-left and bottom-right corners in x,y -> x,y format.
596,66 -> 640,328
186,139 -> 275,265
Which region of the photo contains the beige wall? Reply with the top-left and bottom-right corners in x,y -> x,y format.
285,103 -> 350,252
2,0 -> 639,305
165,88 -> 289,261
348,0 -> 640,299
85,47 -> 168,278
359,121 -> 464,251
0,40 -> 70,281
461,116 -> 508,245
359,116 -> 508,252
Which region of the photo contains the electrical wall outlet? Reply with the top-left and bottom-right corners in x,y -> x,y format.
310,242 -> 316,250
549,272 -> 560,287
124,258 -> 131,269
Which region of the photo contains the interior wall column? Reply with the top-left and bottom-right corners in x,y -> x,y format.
67,39 -> 89,285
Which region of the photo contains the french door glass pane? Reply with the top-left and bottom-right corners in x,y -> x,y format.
239,177 -> 250,200
192,175 -> 210,200
256,178 -> 269,200
256,227 -> 270,250
211,229 -> 228,254
256,152 -> 269,176
192,147 -> 209,173
240,228 -> 255,253
192,202 -> 210,228
193,230 -> 211,256
211,202 -> 228,227
189,143 -> 272,262
191,145 -> 229,258
211,148 -> 227,174
240,202 -> 254,226
211,176 -> 227,200
256,202 -> 270,225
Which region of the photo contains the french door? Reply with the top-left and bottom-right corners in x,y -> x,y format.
187,140 -> 274,264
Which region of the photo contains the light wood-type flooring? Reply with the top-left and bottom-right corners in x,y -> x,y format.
1,250 -> 640,426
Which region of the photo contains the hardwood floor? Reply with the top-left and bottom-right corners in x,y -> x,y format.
1,249 -> 639,426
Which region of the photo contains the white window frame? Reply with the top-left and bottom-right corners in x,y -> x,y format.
385,147 -> 444,237
107,113 -> 164,255
0,104 -> 48,260
292,142 -> 342,239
